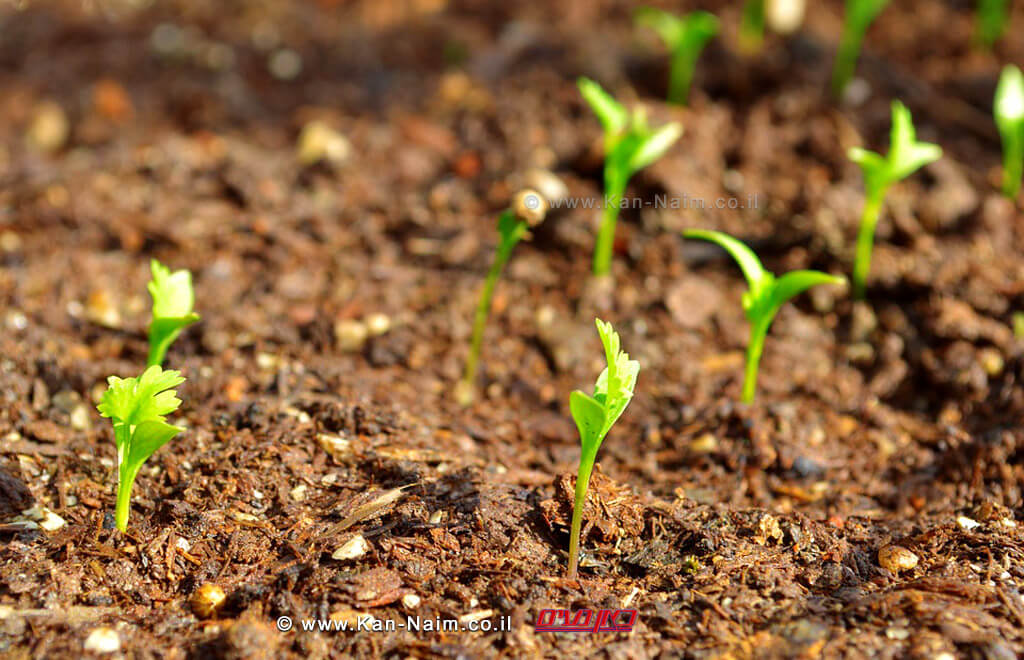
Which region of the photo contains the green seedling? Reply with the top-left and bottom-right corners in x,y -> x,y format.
683,230 -> 845,403
976,0 -> 1009,48
567,319 -> 639,579
831,0 -> 890,97
995,65 -> 1024,200
147,259 -> 200,367
848,101 -> 942,299
578,78 -> 682,276
97,365 -> 186,532
740,0 -> 766,53
457,191 -> 547,406
635,8 -> 720,105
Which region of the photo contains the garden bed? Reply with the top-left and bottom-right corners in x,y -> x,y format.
1,0 -> 1023,657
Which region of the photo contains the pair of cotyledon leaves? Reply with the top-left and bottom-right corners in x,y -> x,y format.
577,77 -> 683,190
848,101 -> 942,195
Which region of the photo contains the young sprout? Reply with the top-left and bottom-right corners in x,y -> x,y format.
567,319 -> 639,579
683,230 -> 845,403
739,0 -> 766,53
457,190 -> 548,406
96,365 -> 186,532
635,8 -> 720,106
830,0 -> 890,98
147,259 -> 200,367
995,65 -> 1024,200
848,101 -> 942,299
976,0 -> 1009,48
578,78 -> 682,276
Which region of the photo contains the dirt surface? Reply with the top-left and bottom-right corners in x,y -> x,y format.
2,0 -> 1024,658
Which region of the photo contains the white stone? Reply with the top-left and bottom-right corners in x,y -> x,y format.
84,627 -> 120,654
332,534 -> 370,561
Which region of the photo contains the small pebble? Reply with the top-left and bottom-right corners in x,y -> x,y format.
334,319 -> 368,352
402,593 -> 421,609
27,101 -> 69,153
317,433 -> 352,459
269,48 -> 302,80
150,23 -> 186,57
290,484 -> 307,502
84,627 -> 120,654
297,120 -> 351,166
70,405 -> 91,431
332,534 -> 371,561
878,545 -> 918,572
957,516 -> 981,531
766,0 -> 806,34
978,348 -> 1004,377
365,313 -> 391,336
689,433 -> 718,454
841,78 -> 872,107
190,583 -> 226,619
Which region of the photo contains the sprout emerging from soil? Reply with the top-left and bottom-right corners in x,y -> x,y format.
976,0 -> 1009,48
567,319 -> 639,579
739,0 -> 766,53
457,191 -> 548,406
577,78 -> 682,277
96,365 -> 186,532
830,0 -> 890,98
635,8 -> 720,106
995,65 -> 1024,200
683,230 -> 845,403
147,259 -> 200,367
848,101 -> 942,299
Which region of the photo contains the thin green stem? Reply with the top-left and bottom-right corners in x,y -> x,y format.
742,317 -> 769,403
1003,133 -> 1023,200
668,52 -> 694,106
147,331 -> 170,368
593,182 -> 623,276
852,189 -> 885,300
739,0 -> 765,53
976,0 -> 1008,47
566,454 -> 596,580
831,28 -> 864,97
115,471 -> 133,532
459,232 -> 522,401
113,424 -> 132,532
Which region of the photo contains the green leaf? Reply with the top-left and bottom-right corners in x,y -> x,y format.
769,270 -> 846,313
635,7 -> 684,46
849,102 -> 941,192
577,77 -> 628,137
496,209 -> 528,245
593,318 -> 640,439
148,259 -> 197,320
121,419 -> 183,481
995,65 -> 1024,129
627,122 -> 683,174
847,0 -> 890,30
147,259 -> 200,366
97,365 -> 185,427
886,101 -> 942,181
570,390 -> 605,453
683,229 -> 768,294
977,0 -> 1009,47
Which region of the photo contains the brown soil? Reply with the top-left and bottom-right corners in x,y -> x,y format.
2,1 -> 1024,658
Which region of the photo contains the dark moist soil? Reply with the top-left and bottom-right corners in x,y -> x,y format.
2,0 -> 1024,658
